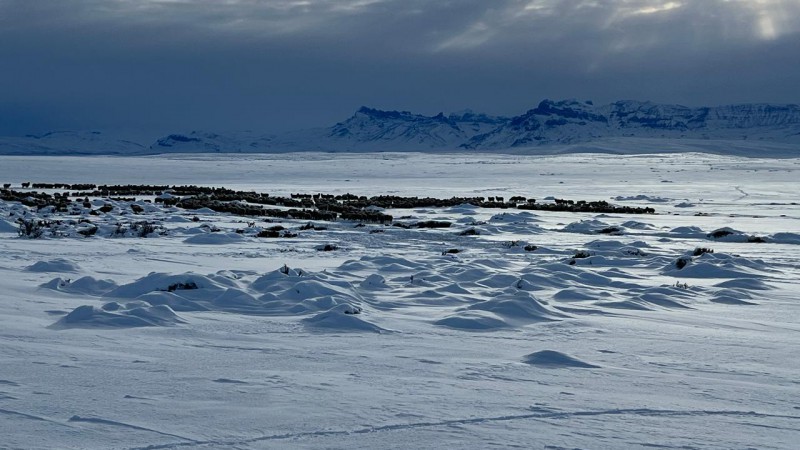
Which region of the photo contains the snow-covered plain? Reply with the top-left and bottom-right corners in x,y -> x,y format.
1,152 -> 799,449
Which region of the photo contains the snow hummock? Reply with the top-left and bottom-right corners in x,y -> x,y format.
1,151 -> 799,449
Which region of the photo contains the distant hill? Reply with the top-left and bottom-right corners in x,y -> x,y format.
3,100 -> 800,156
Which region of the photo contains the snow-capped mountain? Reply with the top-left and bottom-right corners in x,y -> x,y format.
149,131 -> 276,153
316,100 -> 800,150
324,107 -> 507,150
465,100 -> 800,148
3,100 -> 800,155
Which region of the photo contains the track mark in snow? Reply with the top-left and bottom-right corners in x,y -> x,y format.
733,185 -> 749,201
69,415 -> 197,442
212,378 -> 248,384
0,408 -> 73,428
128,408 -> 800,449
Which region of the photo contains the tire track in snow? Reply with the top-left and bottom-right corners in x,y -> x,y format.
128,408 -> 800,449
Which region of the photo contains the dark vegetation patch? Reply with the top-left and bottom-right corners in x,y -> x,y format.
708,229 -> 734,239
693,247 -> 714,257
2,185 -> 656,220
414,220 -> 452,229
164,282 -> 198,292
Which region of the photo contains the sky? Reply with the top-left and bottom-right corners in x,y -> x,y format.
1,0 -> 799,140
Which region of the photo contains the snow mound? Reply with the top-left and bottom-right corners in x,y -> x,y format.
41,276 -> 118,296
561,219 -> 622,234
522,350 -> 600,368
360,274 -> 388,290
51,303 -> 185,329
434,311 -> 510,330
770,232 -> 800,245
26,259 -> 81,273
489,212 -> 540,223
614,195 -> 670,203
302,304 -> 384,333
466,291 -> 568,323
715,279 -> 771,290
105,272 -> 233,299
0,219 -> 17,233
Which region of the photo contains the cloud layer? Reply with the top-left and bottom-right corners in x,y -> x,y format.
1,0 -> 798,138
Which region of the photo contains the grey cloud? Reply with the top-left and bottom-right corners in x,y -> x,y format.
1,0 -> 798,139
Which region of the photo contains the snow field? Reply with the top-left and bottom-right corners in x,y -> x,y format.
1,152 -> 799,449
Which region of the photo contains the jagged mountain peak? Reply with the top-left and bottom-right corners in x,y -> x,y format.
3,99 -> 800,155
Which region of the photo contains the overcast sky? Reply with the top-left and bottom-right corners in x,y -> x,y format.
1,0 -> 799,140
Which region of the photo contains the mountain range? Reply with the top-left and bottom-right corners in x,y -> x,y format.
3,99 -> 800,155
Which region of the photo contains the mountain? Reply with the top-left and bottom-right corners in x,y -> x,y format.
149,131 -> 276,153
0,131 -> 146,155
466,100 -> 800,148
292,100 -> 800,150
2,100 -> 800,155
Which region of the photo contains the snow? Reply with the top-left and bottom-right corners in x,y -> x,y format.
2,100 -> 800,155
1,151 -> 799,449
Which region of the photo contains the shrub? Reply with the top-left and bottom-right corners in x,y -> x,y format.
132,221 -> 157,238
415,220 -> 452,229
709,229 -> 734,239
692,247 -> 714,257
300,222 -> 327,231
17,219 -> 44,239
165,281 -> 198,292
459,228 -> 479,236
675,257 -> 691,270
77,225 -> 98,237
111,223 -> 127,237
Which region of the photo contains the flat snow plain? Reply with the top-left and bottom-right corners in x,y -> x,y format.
1,151 -> 799,449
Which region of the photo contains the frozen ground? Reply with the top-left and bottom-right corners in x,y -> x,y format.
1,152 -> 799,449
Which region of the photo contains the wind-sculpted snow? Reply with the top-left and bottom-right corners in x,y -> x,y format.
44,237 -> 782,330
2,153 -> 799,449
26,259 -> 82,273
522,350 -> 600,369
50,302 -> 186,329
